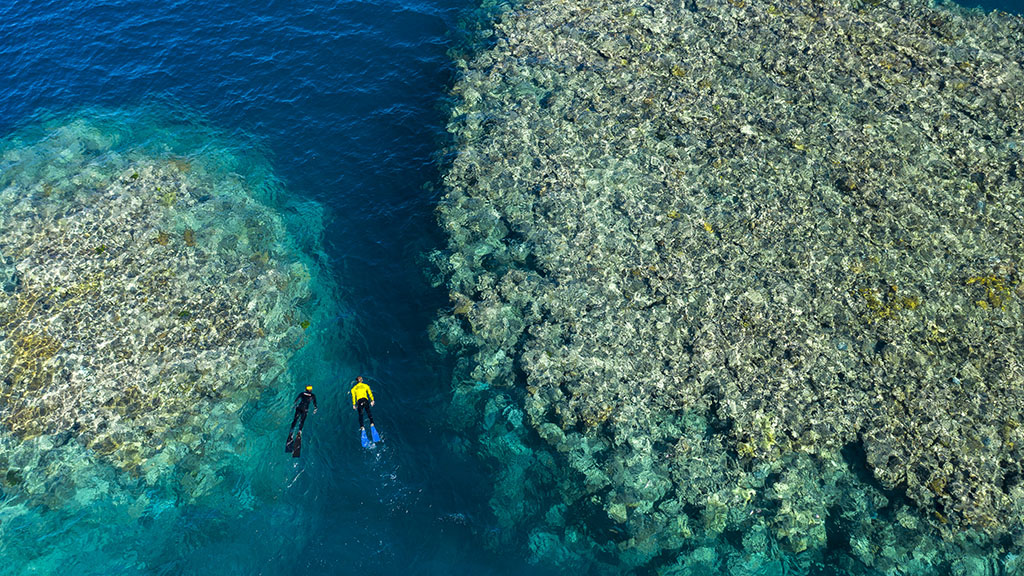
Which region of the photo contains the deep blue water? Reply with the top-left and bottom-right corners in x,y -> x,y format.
955,0 -> 1023,13
0,0 -> 1020,574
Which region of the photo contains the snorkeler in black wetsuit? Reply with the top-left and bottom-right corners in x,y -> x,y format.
286,385 -> 318,456
290,385 -> 318,433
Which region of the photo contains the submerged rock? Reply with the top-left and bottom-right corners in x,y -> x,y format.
0,251 -> 18,294
0,112 -> 319,498
435,0 -> 1024,572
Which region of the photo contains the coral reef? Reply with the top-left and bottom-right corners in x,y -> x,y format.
433,0 -> 1024,572
0,113 -> 317,503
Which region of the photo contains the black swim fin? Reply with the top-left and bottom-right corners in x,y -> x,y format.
292,431 -> 302,457
285,433 -> 294,453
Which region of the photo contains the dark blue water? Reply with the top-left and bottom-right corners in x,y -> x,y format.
0,1 -> 547,575
954,0 -> 1023,13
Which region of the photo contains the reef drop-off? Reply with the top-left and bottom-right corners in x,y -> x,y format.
432,0 -> 1024,573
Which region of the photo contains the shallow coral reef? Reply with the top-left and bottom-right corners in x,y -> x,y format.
433,0 -> 1024,572
0,113 -> 317,508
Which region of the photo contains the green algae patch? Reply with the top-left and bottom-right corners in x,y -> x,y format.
966,274 -> 1014,310
433,0 -> 1024,572
0,109 -> 327,505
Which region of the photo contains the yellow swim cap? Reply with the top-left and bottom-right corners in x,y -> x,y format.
305,385 -> 313,391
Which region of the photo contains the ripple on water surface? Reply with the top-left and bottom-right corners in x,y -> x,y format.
0,107 -> 340,574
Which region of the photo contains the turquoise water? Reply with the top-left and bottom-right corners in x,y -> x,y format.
953,0 -> 1022,13
1,0 -> 1021,575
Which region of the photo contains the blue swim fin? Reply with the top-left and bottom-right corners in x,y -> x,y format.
370,425 -> 381,444
360,428 -> 370,448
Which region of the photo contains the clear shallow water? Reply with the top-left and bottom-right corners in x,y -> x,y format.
0,1 -> 549,575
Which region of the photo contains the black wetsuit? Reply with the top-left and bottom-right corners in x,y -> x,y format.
356,397 -> 374,428
290,391 -> 318,431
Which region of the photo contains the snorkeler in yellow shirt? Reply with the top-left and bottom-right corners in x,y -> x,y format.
350,376 -> 380,446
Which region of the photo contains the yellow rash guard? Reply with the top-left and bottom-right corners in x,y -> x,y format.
350,382 -> 374,406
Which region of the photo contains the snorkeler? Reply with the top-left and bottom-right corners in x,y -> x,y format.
350,376 -> 381,446
286,385 -> 318,456
350,376 -> 374,429
291,384 -> 318,432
